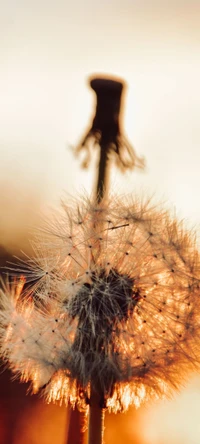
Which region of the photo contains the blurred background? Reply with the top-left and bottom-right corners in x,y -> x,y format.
0,0 -> 200,442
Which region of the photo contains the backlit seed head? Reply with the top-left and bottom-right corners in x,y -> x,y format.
1,195 -> 200,412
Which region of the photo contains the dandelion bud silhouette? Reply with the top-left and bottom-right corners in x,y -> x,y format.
75,76 -> 144,178
1,195 -> 200,413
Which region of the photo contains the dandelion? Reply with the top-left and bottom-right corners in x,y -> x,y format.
1,71 -> 199,443
1,194 -> 200,427
75,76 -> 144,201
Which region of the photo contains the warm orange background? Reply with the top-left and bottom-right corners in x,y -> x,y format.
1,1 -> 200,443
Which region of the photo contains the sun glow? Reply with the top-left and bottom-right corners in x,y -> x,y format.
46,374 -> 148,413
21,364 -> 40,392
16,276 -> 26,300
107,383 -> 147,412
46,372 -> 77,407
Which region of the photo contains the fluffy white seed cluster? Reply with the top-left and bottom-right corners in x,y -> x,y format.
1,195 -> 200,412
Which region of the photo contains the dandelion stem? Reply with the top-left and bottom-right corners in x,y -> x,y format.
96,142 -> 110,202
88,388 -> 105,444
87,143 -> 109,442
66,406 -> 85,444
69,76 -> 123,444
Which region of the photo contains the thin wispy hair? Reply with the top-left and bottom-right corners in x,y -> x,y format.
1,194 -> 200,412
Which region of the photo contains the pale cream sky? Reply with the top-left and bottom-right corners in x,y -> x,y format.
1,1 -> 200,442
1,1 -> 200,213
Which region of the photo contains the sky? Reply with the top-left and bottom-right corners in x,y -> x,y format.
1,0 -> 200,442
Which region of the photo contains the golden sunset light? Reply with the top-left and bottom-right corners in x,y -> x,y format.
1,1 -> 200,443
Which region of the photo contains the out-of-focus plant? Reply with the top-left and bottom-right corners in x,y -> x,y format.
75,76 -> 144,201
1,76 -> 200,444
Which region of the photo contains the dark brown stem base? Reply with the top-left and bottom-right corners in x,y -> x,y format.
66,406 -> 85,444
88,389 -> 105,444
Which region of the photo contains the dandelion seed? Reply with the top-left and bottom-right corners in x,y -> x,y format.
0,195 -> 200,413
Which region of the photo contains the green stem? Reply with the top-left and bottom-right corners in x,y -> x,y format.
88,388 -> 105,444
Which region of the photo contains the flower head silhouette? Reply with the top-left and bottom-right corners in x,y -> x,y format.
1,195 -> 200,412
76,77 -> 144,171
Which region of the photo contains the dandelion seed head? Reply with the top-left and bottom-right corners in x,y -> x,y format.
1,195 -> 200,412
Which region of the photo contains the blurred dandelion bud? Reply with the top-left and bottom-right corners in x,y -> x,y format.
75,76 -> 145,200
1,195 -> 200,414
